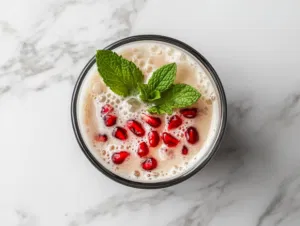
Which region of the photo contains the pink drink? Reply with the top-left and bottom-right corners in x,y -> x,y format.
77,41 -> 221,182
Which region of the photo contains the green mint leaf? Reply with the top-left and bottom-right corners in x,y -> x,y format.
138,83 -> 149,101
96,50 -> 143,97
148,90 -> 161,101
148,105 -> 173,114
138,84 -> 161,102
147,63 -> 176,93
148,84 -> 201,114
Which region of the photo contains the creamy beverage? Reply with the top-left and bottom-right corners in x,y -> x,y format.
77,41 -> 221,182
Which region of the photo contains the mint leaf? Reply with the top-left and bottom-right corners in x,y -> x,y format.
148,84 -> 201,114
148,90 -> 161,101
138,83 -> 149,101
138,84 -> 161,102
148,63 -> 176,93
148,105 -> 173,115
96,50 -> 143,97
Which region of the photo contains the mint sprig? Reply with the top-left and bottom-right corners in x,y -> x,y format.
96,50 -> 143,97
95,50 -> 201,115
139,63 -> 176,102
148,84 -> 201,114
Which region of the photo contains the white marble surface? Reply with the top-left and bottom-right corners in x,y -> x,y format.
1,0 -> 300,225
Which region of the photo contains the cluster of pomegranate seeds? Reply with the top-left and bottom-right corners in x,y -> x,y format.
97,103 -> 201,172
185,127 -> 199,144
112,127 -> 128,140
103,114 -> 117,127
148,131 -> 160,147
162,132 -> 179,147
180,108 -> 197,118
94,134 -> 108,142
141,114 -> 161,128
126,120 -> 145,137
112,151 -> 130,164
181,145 -> 188,155
142,157 -> 158,171
137,142 -> 149,157
168,115 -> 182,130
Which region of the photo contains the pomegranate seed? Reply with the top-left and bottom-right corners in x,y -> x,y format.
94,134 -> 108,142
137,142 -> 149,157
162,132 -> 179,147
101,104 -> 114,115
112,127 -> 127,140
141,157 -> 158,171
103,114 -> 117,127
141,114 -> 161,128
112,151 -> 130,164
148,131 -> 160,147
168,115 -> 182,130
182,145 -> 188,155
180,108 -> 198,118
185,127 -> 199,144
126,120 -> 145,137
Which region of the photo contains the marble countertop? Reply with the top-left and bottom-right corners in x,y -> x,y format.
1,0 -> 300,225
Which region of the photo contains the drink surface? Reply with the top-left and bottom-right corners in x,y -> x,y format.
77,41 -> 221,182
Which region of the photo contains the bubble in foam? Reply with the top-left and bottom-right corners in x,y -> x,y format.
148,58 -> 154,64
134,170 -> 140,177
167,48 -> 175,56
139,60 -> 145,67
150,45 -> 158,52
146,66 -> 153,73
99,95 -> 106,102
180,53 -> 187,61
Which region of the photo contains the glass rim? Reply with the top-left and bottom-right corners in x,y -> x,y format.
71,35 -> 227,189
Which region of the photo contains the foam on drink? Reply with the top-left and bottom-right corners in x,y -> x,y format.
77,41 -> 221,182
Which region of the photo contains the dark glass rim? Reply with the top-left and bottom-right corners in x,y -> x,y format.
71,35 -> 227,189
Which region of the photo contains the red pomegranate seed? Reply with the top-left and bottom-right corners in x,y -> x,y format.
103,114 -> 117,127
180,108 -> 198,118
94,134 -> 108,142
101,104 -> 114,115
126,120 -> 145,137
168,115 -> 182,130
148,131 -> 160,147
182,145 -> 189,155
112,151 -> 130,164
112,127 -> 127,140
141,113 -> 161,128
185,127 -> 199,144
162,132 -> 179,147
141,157 -> 158,171
137,142 -> 149,157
